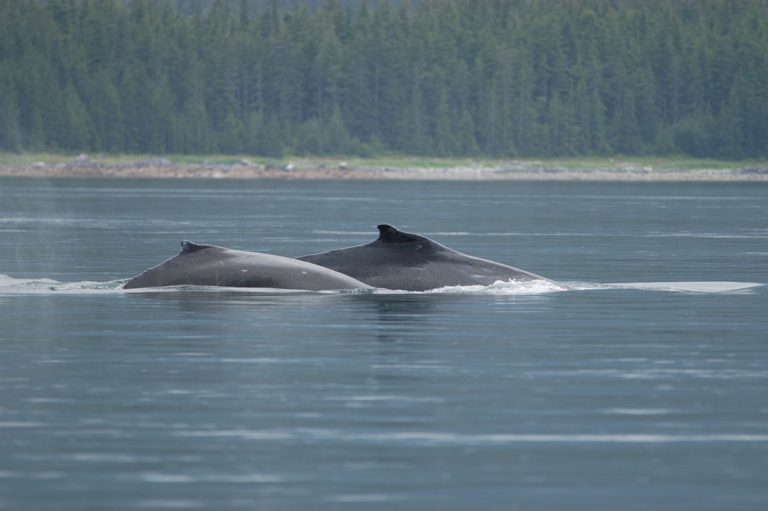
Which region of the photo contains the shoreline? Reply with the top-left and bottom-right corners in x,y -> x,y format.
1,155 -> 767,182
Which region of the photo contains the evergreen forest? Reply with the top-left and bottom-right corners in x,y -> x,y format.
1,0 -> 767,158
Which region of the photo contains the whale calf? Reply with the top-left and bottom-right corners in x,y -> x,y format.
124,241 -> 370,290
299,224 -> 552,291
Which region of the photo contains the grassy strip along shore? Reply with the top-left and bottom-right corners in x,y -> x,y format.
1,153 -> 767,182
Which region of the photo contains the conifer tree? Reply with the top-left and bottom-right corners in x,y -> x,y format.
1,0 -> 766,158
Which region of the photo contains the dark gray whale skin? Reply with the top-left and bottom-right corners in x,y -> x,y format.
124,241 -> 370,290
298,224 -> 552,291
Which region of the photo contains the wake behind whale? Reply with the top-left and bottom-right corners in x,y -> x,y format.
0,273 -> 761,296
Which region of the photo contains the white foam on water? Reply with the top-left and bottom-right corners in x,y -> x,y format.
374,279 -> 569,295
570,281 -> 765,294
0,274 -> 125,295
1,273 -> 762,296
0,274 -> 350,295
371,280 -> 764,295
620,281 -> 764,293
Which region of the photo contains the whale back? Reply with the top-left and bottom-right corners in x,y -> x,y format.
124,241 -> 370,290
298,224 -> 548,291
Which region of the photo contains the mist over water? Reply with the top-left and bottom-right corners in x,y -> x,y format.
1,178 -> 767,510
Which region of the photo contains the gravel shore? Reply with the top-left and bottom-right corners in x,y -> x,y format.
2,156 -> 767,182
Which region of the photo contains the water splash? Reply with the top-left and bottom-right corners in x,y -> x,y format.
373,279 -> 569,295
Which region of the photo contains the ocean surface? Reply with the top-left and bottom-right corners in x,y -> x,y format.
1,177 -> 767,510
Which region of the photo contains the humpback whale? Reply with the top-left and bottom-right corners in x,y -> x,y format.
124,241 -> 370,290
298,224 -> 552,291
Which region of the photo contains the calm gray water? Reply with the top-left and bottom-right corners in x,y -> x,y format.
1,177 -> 767,510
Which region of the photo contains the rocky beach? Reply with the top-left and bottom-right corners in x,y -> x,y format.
1,154 -> 767,182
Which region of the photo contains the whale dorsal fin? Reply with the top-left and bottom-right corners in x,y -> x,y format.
180,240 -> 212,254
377,224 -> 419,244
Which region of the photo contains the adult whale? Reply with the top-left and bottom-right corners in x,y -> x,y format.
124,241 -> 370,290
298,224 -> 553,291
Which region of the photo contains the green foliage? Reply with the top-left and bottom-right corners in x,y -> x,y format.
1,0 -> 767,158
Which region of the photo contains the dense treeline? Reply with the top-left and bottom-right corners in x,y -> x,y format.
1,0 -> 767,158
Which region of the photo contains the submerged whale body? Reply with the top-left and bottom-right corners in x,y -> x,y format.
124,241 -> 370,290
299,224 -> 552,291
